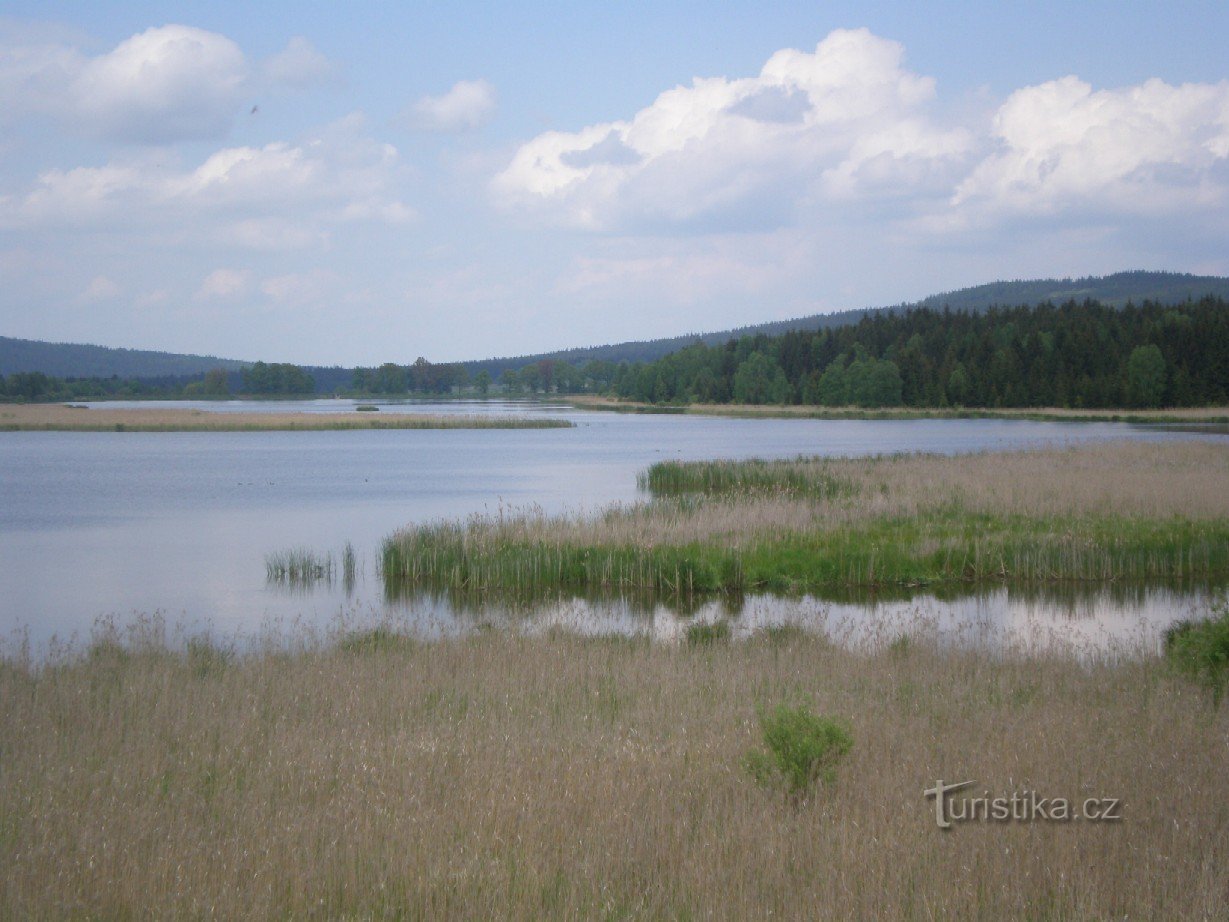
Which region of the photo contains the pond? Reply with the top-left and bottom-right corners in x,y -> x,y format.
1,399 -> 1223,654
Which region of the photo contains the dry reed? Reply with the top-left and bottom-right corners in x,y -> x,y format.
1,623 -> 1226,918
0,404 -> 572,431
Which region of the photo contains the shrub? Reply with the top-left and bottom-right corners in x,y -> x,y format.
744,703 -> 853,796
1164,604 -> 1229,704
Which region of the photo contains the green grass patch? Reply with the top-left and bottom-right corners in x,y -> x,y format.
1164,603 -> 1229,703
382,511 -> 1229,595
641,458 -> 851,498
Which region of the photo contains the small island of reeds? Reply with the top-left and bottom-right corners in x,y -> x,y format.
382,440 -> 1229,596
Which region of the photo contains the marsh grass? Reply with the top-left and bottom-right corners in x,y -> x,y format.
383,442 -> 1229,597
3,623 -> 1227,919
568,395 -> 1229,424
0,404 -> 572,431
266,547 -> 334,583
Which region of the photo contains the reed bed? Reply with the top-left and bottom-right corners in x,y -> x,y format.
384,442 -> 1229,595
2,623 -> 1226,919
0,404 -> 572,431
569,394 -> 1229,424
265,547 -> 335,583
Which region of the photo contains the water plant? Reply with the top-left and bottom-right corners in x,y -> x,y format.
265,548 -> 334,583
685,620 -> 731,646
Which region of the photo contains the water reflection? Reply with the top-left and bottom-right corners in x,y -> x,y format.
375,578 -> 1223,657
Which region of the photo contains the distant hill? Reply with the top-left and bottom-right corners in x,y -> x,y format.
5,271 -> 1227,385
463,271 -> 1229,379
0,337 -> 251,379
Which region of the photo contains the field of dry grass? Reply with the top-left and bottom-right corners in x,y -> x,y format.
2,623 -> 1226,919
569,394 -> 1229,424
0,404 -> 571,431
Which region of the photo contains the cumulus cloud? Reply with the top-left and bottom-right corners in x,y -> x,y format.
495,27 -> 1229,239
493,29 -> 970,231
0,25 -> 340,143
264,36 -> 338,89
74,25 -> 248,143
404,79 -> 496,132
0,116 -> 411,245
953,76 -> 1229,217
0,24 -> 251,143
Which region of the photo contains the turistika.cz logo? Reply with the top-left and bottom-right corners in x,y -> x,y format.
924,780 -> 1122,829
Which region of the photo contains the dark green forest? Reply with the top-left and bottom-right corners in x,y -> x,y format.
503,297 -> 1229,409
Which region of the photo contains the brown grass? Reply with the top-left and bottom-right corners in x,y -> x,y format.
2,625 -> 1226,919
0,404 -> 571,431
569,394 -> 1229,423
395,441 -> 1229,552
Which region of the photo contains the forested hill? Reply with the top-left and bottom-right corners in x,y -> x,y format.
0,337 -> 251,379
596,297 -> 1229,409
465,271 -> 1229,379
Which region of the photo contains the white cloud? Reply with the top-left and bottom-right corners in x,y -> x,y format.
493,29 -> 969,232
80,274 -> 120,301
495,28 -> 1229,241
195,268 -> 250,300
404,79 -> 496,132
264,36 -> 338,89
73,25 -> 247,143
260,269 -> 338,303
953,76 -> 1229,217
0,117 -> 411,246
0,24 -> 341,144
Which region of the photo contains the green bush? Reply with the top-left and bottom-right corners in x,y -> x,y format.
744,703 -> 853,796
1164,604 -> 1229,703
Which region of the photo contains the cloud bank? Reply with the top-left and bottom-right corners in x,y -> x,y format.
494,28 -> 1229,238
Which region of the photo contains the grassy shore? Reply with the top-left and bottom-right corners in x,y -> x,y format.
384,441 -> 1229,596
2,624 -> 1226,918
0,403 -> 573,431
568,394 -> 1229,424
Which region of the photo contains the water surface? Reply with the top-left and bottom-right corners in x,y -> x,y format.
2,399 -> 1223,653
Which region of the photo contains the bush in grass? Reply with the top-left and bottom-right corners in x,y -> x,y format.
1164,604 -> 1229,704
744,703 -> 853,796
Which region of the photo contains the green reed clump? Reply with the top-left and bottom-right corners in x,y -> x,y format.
266,548 -> 334,583
342,542 -> 357,583
336,626 -> 416,655
1164,603 -> 1229,703
641,457 -> 851,498
685,620 -> 731,646
744,703 -> 853,797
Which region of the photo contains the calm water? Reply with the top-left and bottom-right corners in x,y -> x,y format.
1,399 -> 1223,653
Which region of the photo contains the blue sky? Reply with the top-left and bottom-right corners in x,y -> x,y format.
1,2 -> 1227,365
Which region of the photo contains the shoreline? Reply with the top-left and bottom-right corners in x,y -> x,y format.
0,404 -> 573,431
565,394 -> 1229,424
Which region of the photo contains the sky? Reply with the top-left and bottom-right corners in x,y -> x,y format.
1,2 -> 1227,366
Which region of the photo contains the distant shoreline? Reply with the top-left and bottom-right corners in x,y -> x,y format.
566,395 -> 1229,425
0,404 -> 573,432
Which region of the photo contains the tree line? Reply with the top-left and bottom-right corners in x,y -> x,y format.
500,297 -> 1229,409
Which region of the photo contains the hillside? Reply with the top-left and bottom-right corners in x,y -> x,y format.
0,337 -> 251,379
465,271 -> 1229,379
4,271 -> 1227,385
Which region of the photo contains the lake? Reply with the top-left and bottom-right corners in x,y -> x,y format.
1,399 -> 1224,654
